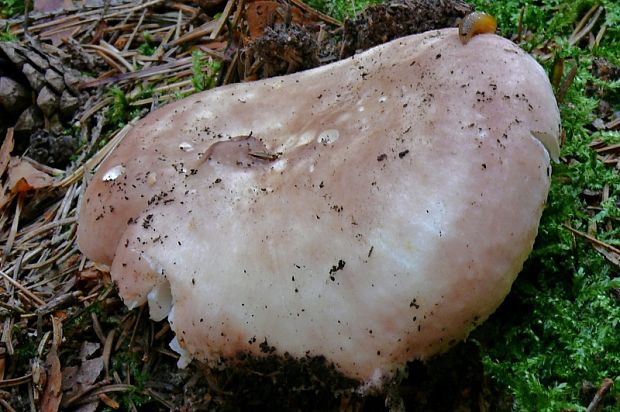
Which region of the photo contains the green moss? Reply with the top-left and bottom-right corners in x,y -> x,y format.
108,86 -> 131,128
13,324 -> 37,363
0,25 -> 17,41
105,346 -> 152,408
106,85 -> 154,127
137,31 -> 156,56
463,0 -> 620,410
306,0 -> 382,21
191,51 -> 221,92
111,350 -> 150,389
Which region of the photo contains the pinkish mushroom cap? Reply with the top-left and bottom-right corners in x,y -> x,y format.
77,28 -> 560,386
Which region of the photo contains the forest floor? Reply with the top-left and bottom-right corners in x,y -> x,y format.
0,0 -> 618,411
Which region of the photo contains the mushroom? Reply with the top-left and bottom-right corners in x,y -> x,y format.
77,28 -> 560,386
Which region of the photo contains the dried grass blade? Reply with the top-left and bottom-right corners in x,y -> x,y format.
17,217 -> 77,245
22,238 -> 76,270
210,0 -> 236,40
0,129 -> 14,177
169,20 -> 218,47
144,387 -> 176,409
93,48 -> 126,72
569,5 -> 603,46
0,398 -> 17,412
63,382 -> 136,408
149,25 -> 177,62
0,373 -> 33,388
40,316 -> 63,412
81,56 -> 193,88
175,8 -> 183,40
123,8 -> 147,52
1,318 -> 14,356
99,40 -> 135,71
593,23 -> 607,49
2,195 -> 24,266
102,329 -> 115,377
557,63 -> 578,104
564,224 -> 620,260
289,0 -> 343,26
595,142 -> 620,154
0,270 -> 46,306
35,291 -> 81,317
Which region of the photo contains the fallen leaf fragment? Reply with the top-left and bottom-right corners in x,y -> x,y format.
0,156 -> 55,211
61,366 -> 78,392
62,341 -> 105,411
40,316 -> 63,412
7,157 -> 55,193
76,357 -> 104,387
79,341 -> 101,362
35,0 -> 80,45
34,0 -> 75,12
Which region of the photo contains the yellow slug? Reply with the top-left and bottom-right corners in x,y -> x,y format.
459,12 -> 497,44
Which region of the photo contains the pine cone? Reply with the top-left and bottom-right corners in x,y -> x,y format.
0,40 -> 87,167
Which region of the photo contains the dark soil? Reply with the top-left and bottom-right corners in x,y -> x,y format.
341,0 -> 472,56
